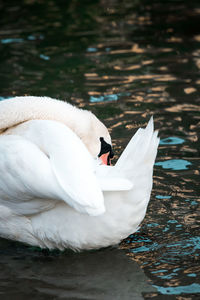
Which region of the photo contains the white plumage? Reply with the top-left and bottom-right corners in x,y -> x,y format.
0,96 -> 159,250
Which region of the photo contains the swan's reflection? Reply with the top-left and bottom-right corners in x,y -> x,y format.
0,239 -> 155,299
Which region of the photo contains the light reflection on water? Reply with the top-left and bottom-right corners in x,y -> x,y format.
0,0 -> 200,298
155,159 -> 192,170
159,137 -> 185,145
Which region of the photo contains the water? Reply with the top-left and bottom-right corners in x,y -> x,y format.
0,0 -> 200,298
0,240 -> 154,299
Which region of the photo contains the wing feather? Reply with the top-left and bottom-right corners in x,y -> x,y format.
0,120 -> 105,216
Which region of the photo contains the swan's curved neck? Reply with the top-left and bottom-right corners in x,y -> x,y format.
0,96 -> 91,138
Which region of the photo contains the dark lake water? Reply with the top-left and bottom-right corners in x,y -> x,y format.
0,0 -> 200,298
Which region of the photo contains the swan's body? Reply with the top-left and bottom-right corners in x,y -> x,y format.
0,97 -> 159,250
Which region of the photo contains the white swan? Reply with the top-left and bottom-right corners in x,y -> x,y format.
0,97 -> 159,250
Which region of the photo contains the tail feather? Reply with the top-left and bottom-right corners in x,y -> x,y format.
115,117 -> 159,176
101,117 -> 159,241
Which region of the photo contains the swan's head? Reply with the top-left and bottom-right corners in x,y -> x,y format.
77,111 -> 114,165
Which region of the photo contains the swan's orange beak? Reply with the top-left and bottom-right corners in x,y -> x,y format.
99,152 -> 111,165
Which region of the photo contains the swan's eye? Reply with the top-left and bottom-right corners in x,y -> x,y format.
98,137 -> 114,165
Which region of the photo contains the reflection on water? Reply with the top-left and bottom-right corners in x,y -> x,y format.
0,0 -> 200,298
159,137 -> 185,145
0,240 -> 154,299
155,159 -> 192,170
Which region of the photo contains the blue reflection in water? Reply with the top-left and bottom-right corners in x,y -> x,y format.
27,35 -> 36,41
155,159 -> 191,170
39,54 -> 50,60
89,92 -> 131,103
153,283 -> 200,295
132,245 -> 153,253
167,220 -> 178,224
185,199 -> 199,207
156,195 -> 171,199
147,223 -> 159,228
1,38 -> 24,44
86,46 -> 111,53
128,236 -> 152,243
1,35 -> 45,44
157,274 -> 174,280
90,94 -> 118,102
151,270 -> 168,274
131,242 -> 159,253
160,137 -> 185,145
87,47 -> 97,52
27,34 -> 44,40
191,200 -> 198,206
187,273 -> 197,277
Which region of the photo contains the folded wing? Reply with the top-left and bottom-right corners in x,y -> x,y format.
0,120 -> 105,216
